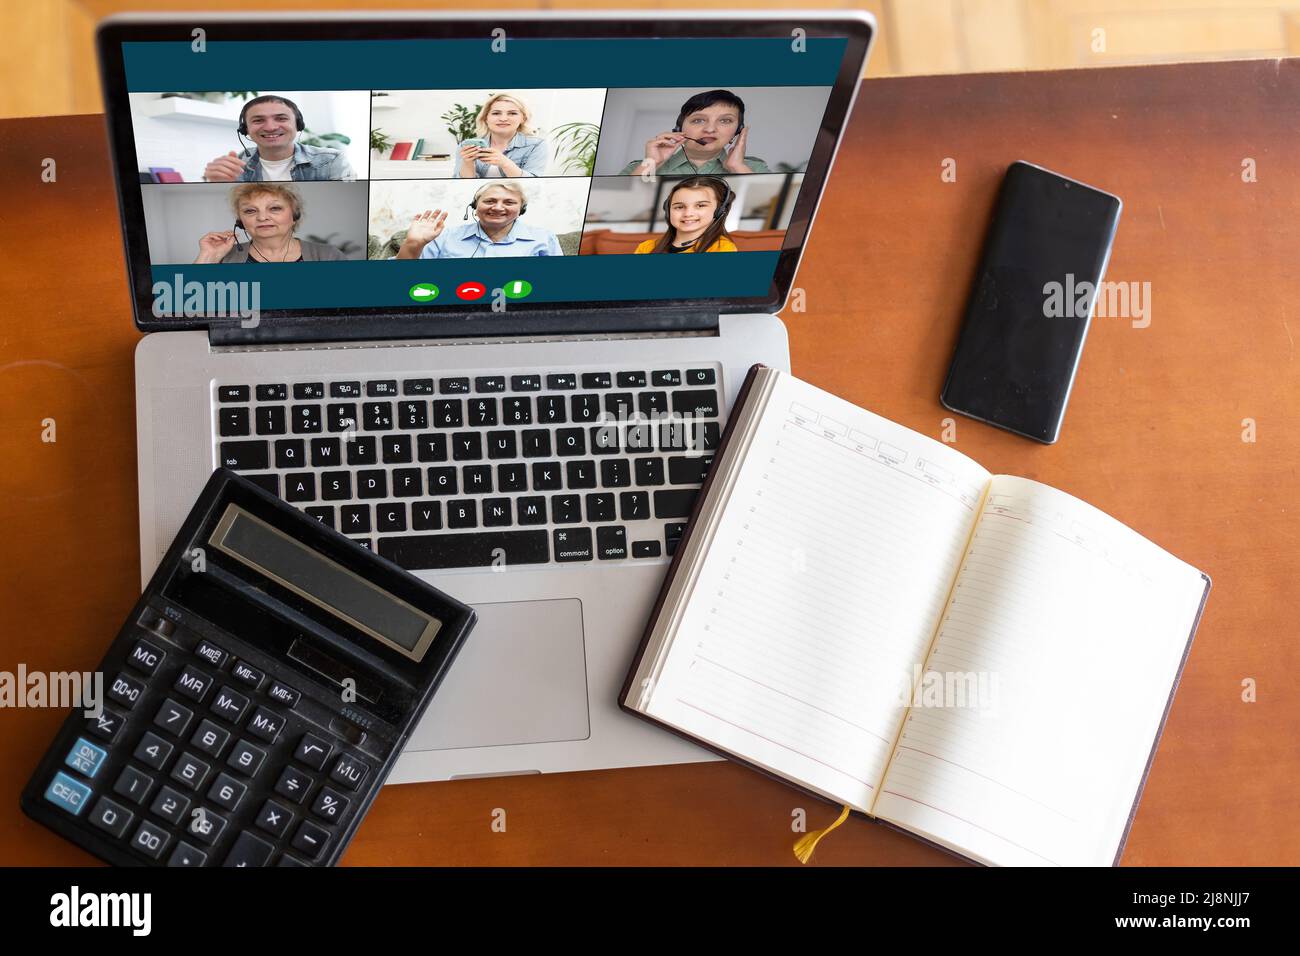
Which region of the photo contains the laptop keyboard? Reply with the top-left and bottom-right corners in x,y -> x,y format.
213,365 -> 721,571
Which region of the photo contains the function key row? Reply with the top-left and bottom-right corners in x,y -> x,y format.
217,369 -> 717,403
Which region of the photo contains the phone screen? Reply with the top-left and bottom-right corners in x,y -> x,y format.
940,162 -> 1122,443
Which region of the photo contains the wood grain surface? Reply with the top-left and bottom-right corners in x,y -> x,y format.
1,57 -> 1296,865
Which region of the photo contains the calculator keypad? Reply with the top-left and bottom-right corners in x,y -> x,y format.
35,604 -> 380,866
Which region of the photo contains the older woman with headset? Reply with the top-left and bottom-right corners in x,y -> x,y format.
635,177 -> 739,254
193,183 -> 345,263
453,93 -> 549,179
394,182 -> 562,259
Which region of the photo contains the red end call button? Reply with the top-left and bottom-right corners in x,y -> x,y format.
456,281 -> 487,301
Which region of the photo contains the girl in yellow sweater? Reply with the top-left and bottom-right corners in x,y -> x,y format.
634,176 -> 739,254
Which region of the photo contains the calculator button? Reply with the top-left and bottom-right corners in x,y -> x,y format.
113,765 -> 154,805
88,796 -> 134,839
210,685 -> 250,723
130,821 -> 172,860
208,772 -> 248,812
107,671 -> 146,709
311,787 -> 350,823
170,752 -> 211,791
186,806 -> 229,846
154,697 -> 194,737
294,734 -> 332,771
191,719 -> 231,758
167,842 -> 208,867
291,821 -> 331,861
230,660 -> 265,689
87,708 -> 125,742
65,737 -> 108,778
149,786 -> 191,826
174,666 -> 214,704
194,640 -> 229,668
133,732 -> 174,771
329,754 -> 369,791
267,682 -> 301,708
128,639 -> 166,675
44,772 -> 92,815
224,831 -> 275,867
227,739 -> 267,777
255,799 -> 294,838
246,707 -> 284,743
274,766 -> 314,804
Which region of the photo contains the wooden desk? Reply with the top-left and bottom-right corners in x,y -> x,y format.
2,58 -> 1296,866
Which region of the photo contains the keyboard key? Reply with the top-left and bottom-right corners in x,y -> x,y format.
665,522 -> 687,556
687,368 -> 716,385
546,373 -> 576,390
167,842 -> 208,867
522,429 -> 551,457
312,787 -> 350,823
275,766 -> 314,804
417,433 -> 448,461
211,685 -> 250,723
187,807 -> 228,846
510,374 -> 541,391
632,539 -> 662,558
367,379 -> 399,397
517,496 -> 547,525
605,393 -> 635,418
328,403 -> 357,432
660,420 -> 689,452
601,459 -> 631,488
150,786 -> 190,825
305,506 -> 334,528
620,491 -> 650,521
498,462 -> 527,492
672,389 -> 720,417
597,525 -> 628,559
218,407 -> 249,436
669,455 -> 714,485
654,489 -> 698,519
590,424 -> 620,454
246,707 -> 285,744
208,773 -> 248,812
108,671 -> 146,709
502,397 -> 532,424
130,821 -> 172,860
566,460 -> 596,489
193,640 -> 228,668
310,437 -> 341,466
88,709 -> 125,742
133,732 -> 173,771
652,370 -> 683,387
256,383 -> 288,402
537,395 -> 566,423
174,666 -> 213,704
555,428 -> 585,456
330,754 -> 369,791
218,385 -> 249,403
274,438 -> 305,469
463,464 -> 492,493
219,440 -> 268,470
392,467 -> 422,497
553,528 -> 594,562
169,753 -> 210,792
637,392 -> 669,417
292,404 -> 322,433
411,501 -> 442,530
452,432 -> 482,460
377,530 -> 549,569
255,405 -> 286,435
113,765 -> 154,804
321,471 -> 352,500
439,377 -> 470,394
571,394 -> 601,422
345,436 -> 378,465
447,499 -> 477,528
551,494 -> 581,524
44,771 -> 91,815
89,796 -> 134,838
356,470 -> 387,499
404,378 -> 435,395
694,421 -> 722,450
616,371 -> 647,388
382,434 -> 412,464
227,739 -> 267,776
224,831 -> 275,867
398,401 -> 428,429
434,399 -> 463,428
268,683 -> 300,708
291,821 -> 331,861
256,800 -> 294,838
626,424 -> 653,451
586,493 -> 616,523
65,737 -> 108,778
475,375 -> 506,393
532,462 -> 561,490
363,402 -> 393,431
487,430 -> 517,459
190,719 -> 231,758
482,498 -> 512,527
635,457 -> 665,486
284,472 -> 316,502
127,639 -> 165,675
377,502 -> 407,532
243,474 -> 279,496
230,660 -> 264,689
154,697 -> 193,737
294,734 -> 333,771
427,467 -> 458,495
330,381 -> 362,398
293,382 -> 325,400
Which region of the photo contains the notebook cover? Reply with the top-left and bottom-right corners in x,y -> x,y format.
618,364 -> 1211,866
390,142 -> 413,161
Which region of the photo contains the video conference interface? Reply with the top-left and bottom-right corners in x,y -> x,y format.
122,37 -> 849,311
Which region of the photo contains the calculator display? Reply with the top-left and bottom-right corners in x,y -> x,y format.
209,505 -> 441,661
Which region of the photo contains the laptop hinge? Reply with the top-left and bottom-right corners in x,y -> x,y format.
207,307 -> 720,347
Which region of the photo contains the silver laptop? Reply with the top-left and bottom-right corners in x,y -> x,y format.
98,11 -> 875,783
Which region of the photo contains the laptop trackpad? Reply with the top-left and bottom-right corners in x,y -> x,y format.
406,598 -> 590,751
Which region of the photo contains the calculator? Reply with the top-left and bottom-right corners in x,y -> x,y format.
21,468 -> 476,866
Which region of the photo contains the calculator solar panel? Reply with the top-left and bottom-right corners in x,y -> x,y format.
21,468 -> 476,866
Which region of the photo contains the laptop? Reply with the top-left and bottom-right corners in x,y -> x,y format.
97,11 -> 875,783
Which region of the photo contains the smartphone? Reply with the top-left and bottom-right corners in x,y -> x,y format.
940,161 -> 1122,444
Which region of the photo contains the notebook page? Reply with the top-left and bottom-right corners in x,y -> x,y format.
874,475 -> 1208,865
645,372 -> 990,810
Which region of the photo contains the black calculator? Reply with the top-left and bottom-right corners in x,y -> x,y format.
21,468 -> 475,866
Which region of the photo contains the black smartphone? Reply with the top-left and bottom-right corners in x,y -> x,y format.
940,161 -> 1122,443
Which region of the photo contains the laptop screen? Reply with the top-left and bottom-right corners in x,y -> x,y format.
99,16 -> 873,332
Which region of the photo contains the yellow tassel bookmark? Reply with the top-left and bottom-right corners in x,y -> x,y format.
792,804 -> 852,864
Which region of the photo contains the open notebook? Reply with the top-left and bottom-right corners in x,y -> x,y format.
621,365 -> 1210,867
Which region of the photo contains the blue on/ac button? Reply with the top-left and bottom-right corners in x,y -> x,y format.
65,737 -> 108,778
44,772 -> 92,815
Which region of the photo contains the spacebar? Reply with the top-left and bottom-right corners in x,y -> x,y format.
377,531 -> 550,570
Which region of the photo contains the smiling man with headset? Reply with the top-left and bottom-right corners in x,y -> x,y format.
202,94 -> 357,183
622,90 -> 769,176
393,182 -> 563,259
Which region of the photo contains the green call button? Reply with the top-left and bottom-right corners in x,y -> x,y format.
408,283 -> 439,303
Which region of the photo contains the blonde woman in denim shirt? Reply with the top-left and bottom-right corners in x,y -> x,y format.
453,93 -> 548,179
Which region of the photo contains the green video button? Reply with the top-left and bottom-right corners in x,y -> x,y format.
501,279 -> 532,300
409,283 -> 439,303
